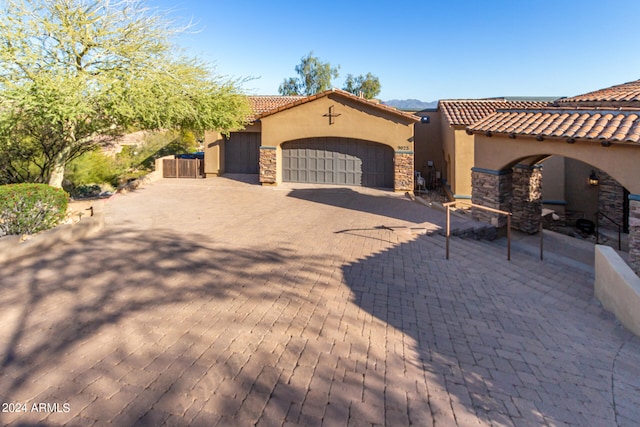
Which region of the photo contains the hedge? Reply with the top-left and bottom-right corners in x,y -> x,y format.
0,184 -> 69,236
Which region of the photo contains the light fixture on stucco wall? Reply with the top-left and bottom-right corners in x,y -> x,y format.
589,170 -> 599,186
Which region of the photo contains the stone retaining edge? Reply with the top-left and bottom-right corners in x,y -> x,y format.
595,245 -> 640,336
0,214 -> 104,264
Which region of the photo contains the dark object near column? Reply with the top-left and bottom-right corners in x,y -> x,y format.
576,218 -> 595,235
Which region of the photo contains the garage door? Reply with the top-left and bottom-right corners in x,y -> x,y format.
225,132 -> 259,173
282,138 -> 394,188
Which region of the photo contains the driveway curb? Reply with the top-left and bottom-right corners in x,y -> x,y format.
0,214 -> 104,264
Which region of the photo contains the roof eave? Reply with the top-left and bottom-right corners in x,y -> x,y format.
255,89 -> 420,123
465,127 -> 639,146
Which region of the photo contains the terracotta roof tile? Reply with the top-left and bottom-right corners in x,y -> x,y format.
248,96 -> 304,119
571,114 -> 588,135
468,109 -> 640,144
558,79 -> 640,105
253,89 -> 420,122
439,99 -> 553,126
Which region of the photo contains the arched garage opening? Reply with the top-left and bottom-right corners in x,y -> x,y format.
281,137 -> 394,188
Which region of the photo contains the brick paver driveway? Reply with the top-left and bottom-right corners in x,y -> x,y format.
1,177 -> 639,426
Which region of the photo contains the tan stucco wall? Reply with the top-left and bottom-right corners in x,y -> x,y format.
439,121 -> 474,200
260,94 -> 414,149
453,128 -> 474,199
540,155 -> 566,216
259,93 -> 416,184
474,134 -> 640,194
204,130 -> 223,177
565,158 -> 599,223
541,156 -> 564,202
414,110 -> 444,177
595,245 -> 640,337
440,119 -> 455,190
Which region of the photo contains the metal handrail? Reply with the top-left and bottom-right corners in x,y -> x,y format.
595,210 -> 622,251
444,201 -> 512,261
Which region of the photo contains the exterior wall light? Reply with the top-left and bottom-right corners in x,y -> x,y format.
589,170 -> 599,186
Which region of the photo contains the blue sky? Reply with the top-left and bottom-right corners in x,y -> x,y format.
148,0 -> 640,101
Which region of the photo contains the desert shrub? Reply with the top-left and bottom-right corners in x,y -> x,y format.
0,184 -> 69,235
65,130 -> 199,190
65,149 -> 122,188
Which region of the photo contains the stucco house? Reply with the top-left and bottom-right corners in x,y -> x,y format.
204,89 -> 419,192
465,79 -> 640,271
201,80 -> 640,271
413,99 -> 552,203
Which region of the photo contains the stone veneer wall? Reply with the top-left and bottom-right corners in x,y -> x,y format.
629,198 -> 640,274
394,152 -> 414,192
511,165 -> 542,234
471,168 -> 512,228
259,147 -> 276,184
597,170 -> 626,231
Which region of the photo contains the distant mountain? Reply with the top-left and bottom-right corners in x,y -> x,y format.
383,99 -> 438,111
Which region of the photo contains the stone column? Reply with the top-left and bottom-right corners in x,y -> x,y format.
597,170 -> 625,231
511,164 -> 542,234
259,147 -> 276,185
394,151 -> 414,192
629,196 -> 640,274
471,168 -> 512,228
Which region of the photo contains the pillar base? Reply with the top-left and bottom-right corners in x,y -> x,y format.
471,168 -> 512,228
259,147 -> 277,185
512,165 -> 542,234
394,151 -> 414,192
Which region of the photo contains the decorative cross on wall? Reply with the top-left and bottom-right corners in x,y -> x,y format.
323,105 -> 341,125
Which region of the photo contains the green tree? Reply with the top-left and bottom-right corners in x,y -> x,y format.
342,72 -> 381,99
0,0 -> 250,187
278,52 -> 339,96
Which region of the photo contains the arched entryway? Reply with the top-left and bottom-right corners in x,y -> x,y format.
281,138 -> 394,188
471,154 -> 631,238
468,132 -> 640,270
463,79 -> 640,272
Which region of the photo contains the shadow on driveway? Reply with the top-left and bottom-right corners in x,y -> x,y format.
341,232 -> 640,426
287,187 -> 440,225
0,228 -> 312,424
3,178 -> 639,426
0,227 -> 412,425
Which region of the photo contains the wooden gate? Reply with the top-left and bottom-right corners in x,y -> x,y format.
163,158 -> 204,178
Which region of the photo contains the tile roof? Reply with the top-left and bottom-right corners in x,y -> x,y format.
253,89 -> 420,122
467,108 -> 640,144
248,96 -> 304,119
557,79 -> 640,105
439,99 -> 553,126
